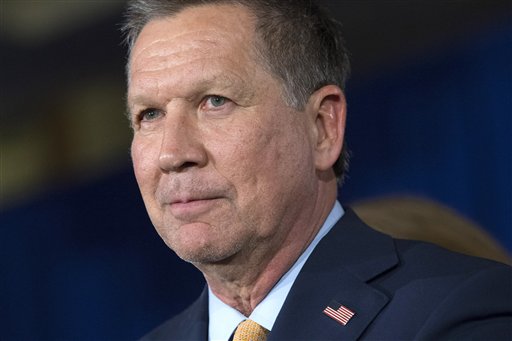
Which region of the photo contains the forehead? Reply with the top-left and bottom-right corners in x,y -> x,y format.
129,4 -> 258,74
127,4 -> 263,103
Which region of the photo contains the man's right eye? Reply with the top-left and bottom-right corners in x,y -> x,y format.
139,108 -> 163,121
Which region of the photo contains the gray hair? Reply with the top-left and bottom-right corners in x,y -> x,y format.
122,0 -> 350,181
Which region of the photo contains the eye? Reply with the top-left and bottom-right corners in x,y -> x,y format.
200,95 -> 235,116
206,95 -> 227,108
139,108 -> 163,122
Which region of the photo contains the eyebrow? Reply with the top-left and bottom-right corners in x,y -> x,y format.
127,71 -> 252,113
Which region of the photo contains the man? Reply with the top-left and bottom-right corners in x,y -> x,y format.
123,0 -> 512,339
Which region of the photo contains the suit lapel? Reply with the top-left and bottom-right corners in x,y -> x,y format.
269,209 -> 398,341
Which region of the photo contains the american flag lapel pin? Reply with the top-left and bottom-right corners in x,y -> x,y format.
323,302 -> 355,326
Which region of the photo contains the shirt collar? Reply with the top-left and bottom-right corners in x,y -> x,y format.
208,201 -> 344,341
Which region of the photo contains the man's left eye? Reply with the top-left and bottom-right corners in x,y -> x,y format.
207,95 -> 227,107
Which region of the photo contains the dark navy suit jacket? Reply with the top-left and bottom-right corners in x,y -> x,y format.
141,209 -> 512,340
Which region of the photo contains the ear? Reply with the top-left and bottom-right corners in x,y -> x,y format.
306,85 -> 346,172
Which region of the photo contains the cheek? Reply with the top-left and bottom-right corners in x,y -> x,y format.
208,122 -> 272,178
210,113 -> 312,195
131,136 -> 161,203
131,138 -> 147,183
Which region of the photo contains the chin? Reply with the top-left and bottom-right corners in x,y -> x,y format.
172,244 -> 237,265
159,229 -> 240,265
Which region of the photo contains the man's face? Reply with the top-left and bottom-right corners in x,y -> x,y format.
128,4 -> 319,264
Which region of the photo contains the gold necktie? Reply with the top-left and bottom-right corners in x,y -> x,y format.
232,319 -> 269,341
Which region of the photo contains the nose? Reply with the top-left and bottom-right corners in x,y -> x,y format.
158,111 -> 208,173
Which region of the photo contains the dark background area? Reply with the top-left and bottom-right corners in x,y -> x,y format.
1,1 -> 511,340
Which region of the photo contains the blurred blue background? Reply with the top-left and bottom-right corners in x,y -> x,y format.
1,1 -> 511,340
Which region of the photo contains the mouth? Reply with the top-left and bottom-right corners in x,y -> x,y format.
167,197 -> 222,219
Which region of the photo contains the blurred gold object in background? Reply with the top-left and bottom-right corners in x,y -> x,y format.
2,80 -> 130,206
353,196 -> 511,265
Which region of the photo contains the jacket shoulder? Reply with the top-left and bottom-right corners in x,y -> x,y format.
393,237 -> 510,276
370,238 -> 512,339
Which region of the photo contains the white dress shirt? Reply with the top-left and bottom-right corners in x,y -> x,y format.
208,201 -> 344,341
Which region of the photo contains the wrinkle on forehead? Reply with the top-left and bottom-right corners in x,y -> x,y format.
129,37 -> 258,106
131,30 -> 238,73
131,38 -> 233,75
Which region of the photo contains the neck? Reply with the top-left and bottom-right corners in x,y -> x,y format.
198,178 -> 338,316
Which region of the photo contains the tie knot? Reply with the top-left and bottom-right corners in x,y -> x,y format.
233,319 -> 269,341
